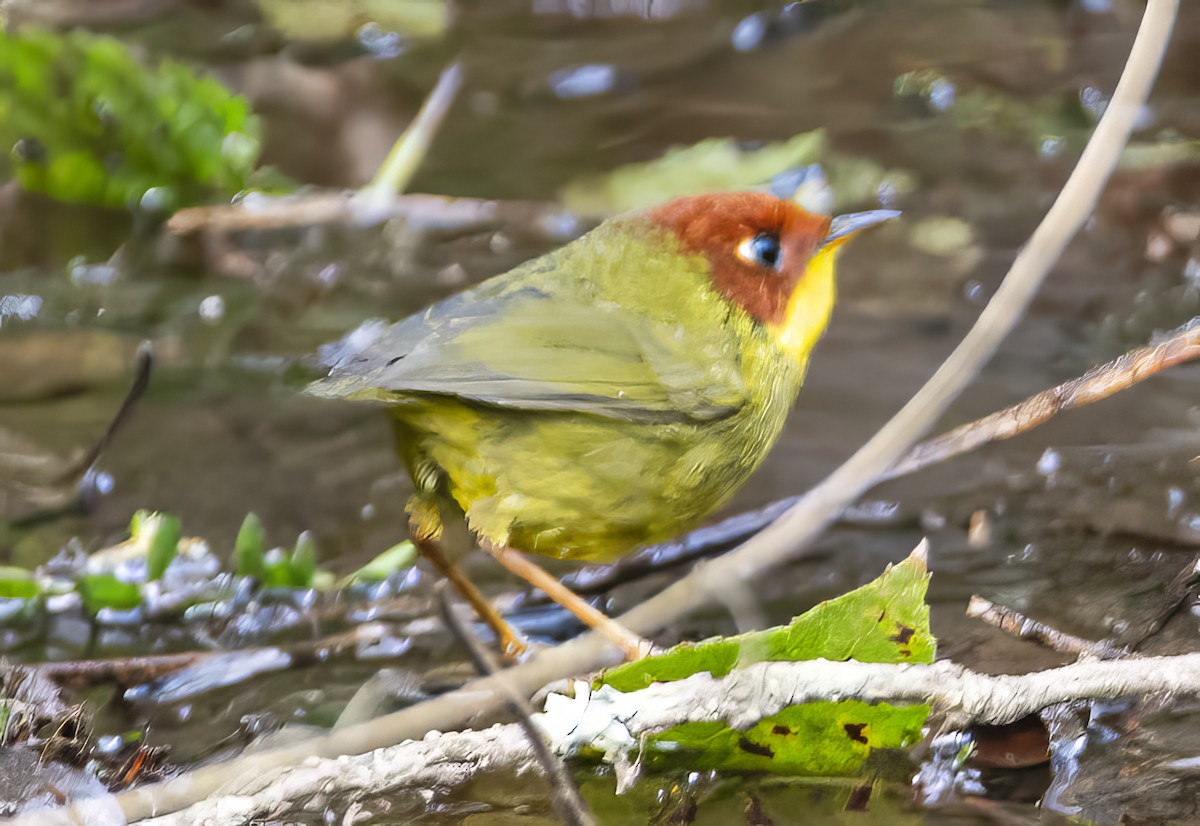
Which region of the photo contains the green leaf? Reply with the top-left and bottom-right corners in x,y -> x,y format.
0,28 -> 260,209
600,545 -> 934,693
340,541 -> 417,586
0,567 -> 41,600
289,531 -> 318,588
583,545 -> 935,777
255,0 -> 448,43
261,548 -> 293,588
0,701 -> 12,745
644,701 -> 929,775
234,513 -> 266,580
138,512 -> 182,582
79,574 -> 143,614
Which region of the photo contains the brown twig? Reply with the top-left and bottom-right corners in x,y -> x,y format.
35,623 -> 393,695
56,340 -> 155,485
882,317 -> 1200,483
436,585 -> 596,826
965,595 -> 1129,660
36,651 -> 203,692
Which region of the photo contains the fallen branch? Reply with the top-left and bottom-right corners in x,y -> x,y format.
128,653 -> 1200,825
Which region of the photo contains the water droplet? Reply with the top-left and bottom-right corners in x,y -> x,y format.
139,186 -> 173,213
92,470 -> 115,496
0,293 -> 43,326
1036,448 -> 1061,476
1168,486 -> 1186,518
1184,258 -> 1200,286
1039,135 -> 1066,159
316,263 -> 341,288
1079,86 -> 1108,118
928,77 -> 955,111
489,232 -> 511,254
549,64 -> 618,99
876,178 -> 898,207
963,280 -> 984,303
198,295 -> 225,324
97,735 -> 124,754
357,23 -> 406,59
731,12 -> 768,52
537,209 -> 583,240
69,259 -> 118,286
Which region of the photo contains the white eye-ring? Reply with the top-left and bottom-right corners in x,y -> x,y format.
736,232 -> 782,271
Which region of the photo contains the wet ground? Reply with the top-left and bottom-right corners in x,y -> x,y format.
2,0 -> 1200,822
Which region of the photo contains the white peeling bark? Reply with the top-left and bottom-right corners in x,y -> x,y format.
128,652 -> 1200,825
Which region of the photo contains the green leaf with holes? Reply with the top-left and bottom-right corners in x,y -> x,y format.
645,701 -> 929,775
590,543 -> 934,776
599,543 -> 934,693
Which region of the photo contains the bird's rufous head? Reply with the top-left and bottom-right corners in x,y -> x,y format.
647,192 -> 897,361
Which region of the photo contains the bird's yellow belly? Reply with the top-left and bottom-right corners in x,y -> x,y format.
393,395 -> 789,562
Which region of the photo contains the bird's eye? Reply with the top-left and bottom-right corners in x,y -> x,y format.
736,232 -> 782,271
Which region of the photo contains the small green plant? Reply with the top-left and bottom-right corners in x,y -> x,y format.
0,29 -> 260,210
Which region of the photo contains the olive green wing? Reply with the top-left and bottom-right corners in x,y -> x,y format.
306,285 -> 747,424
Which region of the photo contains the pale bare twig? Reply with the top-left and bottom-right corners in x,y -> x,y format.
168,192 -> 509,235
362,63 -> 463,200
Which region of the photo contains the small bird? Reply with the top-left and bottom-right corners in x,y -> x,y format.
309,192 -> 896,657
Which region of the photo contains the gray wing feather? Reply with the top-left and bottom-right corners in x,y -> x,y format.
306,286 -> 746,424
